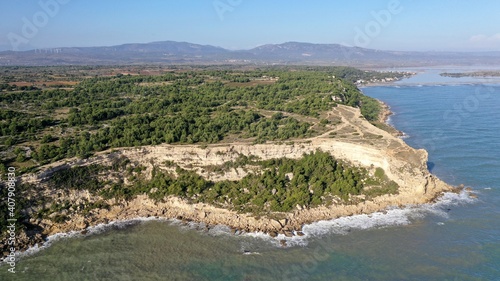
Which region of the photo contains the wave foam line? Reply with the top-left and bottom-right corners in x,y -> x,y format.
242,189 -> 476,248
1,190 -> 477,262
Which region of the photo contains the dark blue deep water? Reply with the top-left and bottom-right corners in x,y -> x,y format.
2,78 -> 499,281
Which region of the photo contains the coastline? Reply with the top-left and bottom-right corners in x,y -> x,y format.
12,186 -> 472,262
357,82 -> 405,138
379,100 -> 393,124
5,176 -> 456,259
2,105 -> 460,259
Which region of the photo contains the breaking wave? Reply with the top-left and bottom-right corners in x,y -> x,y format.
1,189 -> 477,265
240,189 -> 476,248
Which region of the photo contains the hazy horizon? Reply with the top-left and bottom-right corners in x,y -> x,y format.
2,0 -> 500,52
6,40 -> 500,54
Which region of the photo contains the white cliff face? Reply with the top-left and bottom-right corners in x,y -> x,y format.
19,105 -> 454,236
106,105 -> 439,198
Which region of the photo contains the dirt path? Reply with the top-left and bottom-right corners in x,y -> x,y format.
8,104 -> 457,257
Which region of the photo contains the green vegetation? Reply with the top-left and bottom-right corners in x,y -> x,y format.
43,151 -> 398,215
0,182 -> 44,233
441,71 -> 500,78
327,66 -> 408,83
1,66 -> 388,171
359,95 -> 381,121
363,167 -> 399,199
0,65 -> 412,258
201,150 -> 367,213
48,164 -> 106,192
0,65 -> 403,219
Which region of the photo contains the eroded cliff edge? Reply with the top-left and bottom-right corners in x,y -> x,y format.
1,102 -> 454,256
5,105 -> 456,255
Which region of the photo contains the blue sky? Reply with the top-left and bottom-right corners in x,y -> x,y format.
1,0 -> 500,52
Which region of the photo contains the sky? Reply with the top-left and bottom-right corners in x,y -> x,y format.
1,0 -> 500,52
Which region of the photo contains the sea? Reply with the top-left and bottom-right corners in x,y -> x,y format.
1,68 -> 499,281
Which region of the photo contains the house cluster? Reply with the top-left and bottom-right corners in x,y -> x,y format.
355,71 -> 416,85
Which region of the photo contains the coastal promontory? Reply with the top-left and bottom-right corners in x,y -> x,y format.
0,66 -> 454,256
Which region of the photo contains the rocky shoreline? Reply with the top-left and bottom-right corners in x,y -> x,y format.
377,100 -> 405,138
4,176 -> 458,257
2,105 -> 460,258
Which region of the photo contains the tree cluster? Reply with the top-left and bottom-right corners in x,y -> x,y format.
1,68 -> 382,169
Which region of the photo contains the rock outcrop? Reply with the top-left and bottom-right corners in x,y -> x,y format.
6,105 -> 455,257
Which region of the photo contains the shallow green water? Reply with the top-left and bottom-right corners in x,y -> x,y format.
3,213 -> 495,281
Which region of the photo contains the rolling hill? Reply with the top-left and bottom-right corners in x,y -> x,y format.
1,40 -> 500,66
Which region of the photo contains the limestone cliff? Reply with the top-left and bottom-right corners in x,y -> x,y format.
14,105 -> 455,241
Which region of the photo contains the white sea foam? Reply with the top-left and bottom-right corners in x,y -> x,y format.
302,207 -> 416,239
399,132 -> 410,139
1,216 -> 171,264
302,190 -> 474,239
207,224 -> 232,236
382,111 -> 409,140
386,115 -> 393,125
0,190 -> 477,262
239,189 -> 476,248
240,231 -> 298,248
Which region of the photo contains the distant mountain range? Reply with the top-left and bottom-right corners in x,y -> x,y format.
1,40 -> 500,67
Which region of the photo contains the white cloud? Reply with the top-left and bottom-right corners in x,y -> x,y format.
469,33 -> 500,43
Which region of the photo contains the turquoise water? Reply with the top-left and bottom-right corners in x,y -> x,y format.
2,77 -> 500,280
